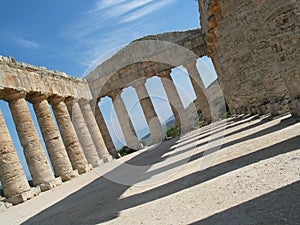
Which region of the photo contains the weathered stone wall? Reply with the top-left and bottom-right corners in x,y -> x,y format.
198,0 -> 299,116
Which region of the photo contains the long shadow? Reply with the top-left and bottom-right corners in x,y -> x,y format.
126,137 -> 179,166
174,114 -> 267,150
161,116 -> 295,162
189,181 -> 300,225
22,135 -> 300,225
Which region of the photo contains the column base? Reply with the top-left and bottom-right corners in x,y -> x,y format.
5,187 -> 41,205
38,179 -> 59,192
102,155 -> 113,163
60,170 -> 79,182
90,159 -> 104,168
77,164 -> 92,174
152,138 -> 164,145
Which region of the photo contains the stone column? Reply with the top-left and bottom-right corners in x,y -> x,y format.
94,104 -> 118,158
159,70 -> 191,133
0,109 -> 30,198
133,79 -> 165,143
7,93 -> 56,189
111,91 -> 142,150
49,96 -> 90,174
66,98 -> 102,167
29,94 -> 78,181
79,99 -> 112,163
184,61 -> 212,123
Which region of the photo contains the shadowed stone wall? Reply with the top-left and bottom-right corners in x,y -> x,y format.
198,0 -> 299,116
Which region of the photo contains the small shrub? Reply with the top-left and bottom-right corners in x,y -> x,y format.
166,126 -> 180,138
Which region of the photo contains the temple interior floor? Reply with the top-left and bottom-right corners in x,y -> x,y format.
1,114 -> 299,225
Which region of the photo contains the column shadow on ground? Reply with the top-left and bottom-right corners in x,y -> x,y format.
22,120 -> 300,225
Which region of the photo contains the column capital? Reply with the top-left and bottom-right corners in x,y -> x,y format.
108,89 -> 122,101
157,70 -> 172,79
64,96 -> 77,106
78,98 -> 91,105
3,90 -> 27,102
132,78 -> 147,88
183,60 -> 197,70
27,93 -> 48,104
48,95 -> 65,105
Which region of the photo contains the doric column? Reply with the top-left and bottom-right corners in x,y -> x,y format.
7,93 -> 56,188
111,91 -> 142,150
79,99 -> 112,163
184,61 -> 212,123
0,109 -> 30,198
49,96 -> 90,174
133,79 -> 165,143
65,98 -> 102,168
29,94 -> 77,182
159,70 -> 192,133
94,104 -> 118,158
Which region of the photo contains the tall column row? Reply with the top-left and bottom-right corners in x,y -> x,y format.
101,61 -> 210,148
0,92 -> 113,203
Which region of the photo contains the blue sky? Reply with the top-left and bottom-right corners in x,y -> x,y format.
0,0 -> 218,179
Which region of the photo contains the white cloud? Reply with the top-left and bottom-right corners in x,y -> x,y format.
63,0 -> 179,71
120,0 -> 177,23
104,0 -> 155,18
10,34 -> 41,49
66,0 -> 176,39
93,0 -> 127,11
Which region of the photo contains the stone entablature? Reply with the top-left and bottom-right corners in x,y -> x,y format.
0,56 -> 92,100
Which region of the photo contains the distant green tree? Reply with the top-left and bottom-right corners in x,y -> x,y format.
117,146 -> 128,157
166,126 -> 180,138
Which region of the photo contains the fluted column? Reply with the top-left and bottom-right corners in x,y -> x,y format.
111,91 -> 142,150
133,79 -> 164,143
66,98 -> 102,167
94,104 -> 118,158
184,61 -> 212,123
0,109 -> 30,198
29,94 -> 77,181
7,93 -> 55,188
49,97 -> 90,174
159,70 -> 192,133
79,99 -> 112,163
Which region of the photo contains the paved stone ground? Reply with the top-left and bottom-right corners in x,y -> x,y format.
1,114 -> 299,225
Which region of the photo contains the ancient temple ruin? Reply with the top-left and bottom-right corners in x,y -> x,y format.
0,0 -> 299,207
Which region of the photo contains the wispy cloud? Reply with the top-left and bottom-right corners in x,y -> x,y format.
120,0 -> 177,23
66,0 -> 177,39
9,33 -> 41,49
103,0 -> 155,18
63,0 -> 179,69
93,0 -> 127,11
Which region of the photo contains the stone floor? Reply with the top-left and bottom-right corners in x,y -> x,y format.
1,114 -> 300,225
